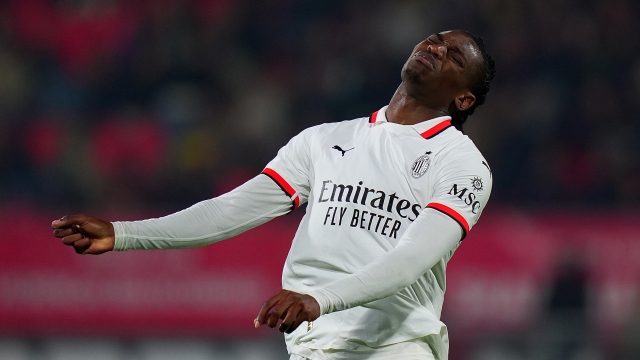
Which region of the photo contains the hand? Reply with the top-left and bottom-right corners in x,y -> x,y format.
255,289 -> 320,333
51,214 -> 115,255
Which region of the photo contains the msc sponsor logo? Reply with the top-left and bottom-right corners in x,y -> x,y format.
471,176 -> 483,192
448,183 -> 482,214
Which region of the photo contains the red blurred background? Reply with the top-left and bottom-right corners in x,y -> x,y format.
1,0 -> 639,359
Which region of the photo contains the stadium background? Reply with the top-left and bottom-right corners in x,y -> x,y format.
0,0 -> 639,359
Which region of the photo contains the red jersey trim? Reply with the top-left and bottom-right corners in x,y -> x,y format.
426,202 -> 469,237
369,111 -> 379,124
420,120 -> 452,139
262,168 -> 300,209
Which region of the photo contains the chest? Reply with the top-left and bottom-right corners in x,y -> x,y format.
308,126 -> 444,212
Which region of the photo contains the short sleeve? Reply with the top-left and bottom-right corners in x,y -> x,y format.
262,127 -> 315,211
426,154 -> 492,239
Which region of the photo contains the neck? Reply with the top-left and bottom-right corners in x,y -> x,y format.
386,84 -> 449,125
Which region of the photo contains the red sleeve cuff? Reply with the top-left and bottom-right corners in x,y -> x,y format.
426,202 -> 470,237
262,168 -> 300,210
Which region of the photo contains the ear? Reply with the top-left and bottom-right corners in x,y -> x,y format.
454,91 -> 476,112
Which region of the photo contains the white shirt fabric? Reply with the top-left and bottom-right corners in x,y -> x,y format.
113,174 -> 291,250
111,179 -> 448,360
290,336 -> 436,360
264,106 -> 491,359
112,105 -> 492,360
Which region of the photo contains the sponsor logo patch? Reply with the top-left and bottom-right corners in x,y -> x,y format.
332,145 -> 354,157
411,151 -> 431,178
448,183 -> 482,214
471,176 -> 483,192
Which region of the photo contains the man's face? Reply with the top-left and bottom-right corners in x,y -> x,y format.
401,31 -> 484,103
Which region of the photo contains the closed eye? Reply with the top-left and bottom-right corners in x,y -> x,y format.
426,36 -> 465,68
451,54 -> 464,67
449,47 -> 466,68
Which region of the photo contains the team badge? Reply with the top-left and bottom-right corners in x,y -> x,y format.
411,151 -> 431,178
471,176 -> 483,192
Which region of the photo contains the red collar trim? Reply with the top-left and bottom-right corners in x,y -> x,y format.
369,111 -> 379,124
369,108 -> 452,139
419,119 -> 452,139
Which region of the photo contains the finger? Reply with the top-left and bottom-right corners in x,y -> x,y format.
73,238 -> 92,254
62,233 -> 85,245
256,291 -> 288,327
52,214 -> 88,229
256,298 -> 279,327
287,312 -> 308,334
267,297 -> 293,328
279,303 -> 302,333
53,227 -> 78,238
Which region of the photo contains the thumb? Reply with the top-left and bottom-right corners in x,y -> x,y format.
51,214 -> 88,229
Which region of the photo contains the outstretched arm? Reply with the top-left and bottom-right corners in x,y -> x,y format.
52,174 -> 294,254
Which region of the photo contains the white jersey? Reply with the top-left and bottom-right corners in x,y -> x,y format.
263,106 -> 492,359
112,105 -> 492,360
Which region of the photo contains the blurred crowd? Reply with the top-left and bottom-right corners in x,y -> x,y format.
0,0 -> 638,211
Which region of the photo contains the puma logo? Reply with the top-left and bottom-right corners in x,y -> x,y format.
332,145 -> 354,157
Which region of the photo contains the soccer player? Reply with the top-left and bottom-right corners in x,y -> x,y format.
52,30 -> 495,359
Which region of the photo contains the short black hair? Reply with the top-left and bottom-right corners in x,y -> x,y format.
451,31 -> 496,132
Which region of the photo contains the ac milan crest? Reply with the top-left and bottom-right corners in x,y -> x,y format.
411,151 -> 431,178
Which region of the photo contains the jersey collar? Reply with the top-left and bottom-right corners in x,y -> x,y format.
369,106 -> 453,139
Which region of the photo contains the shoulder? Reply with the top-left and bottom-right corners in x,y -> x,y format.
295,116 -> 371,144
312,116 -> 370,133
441,132 -> 488,164
432,133 -> 492,183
